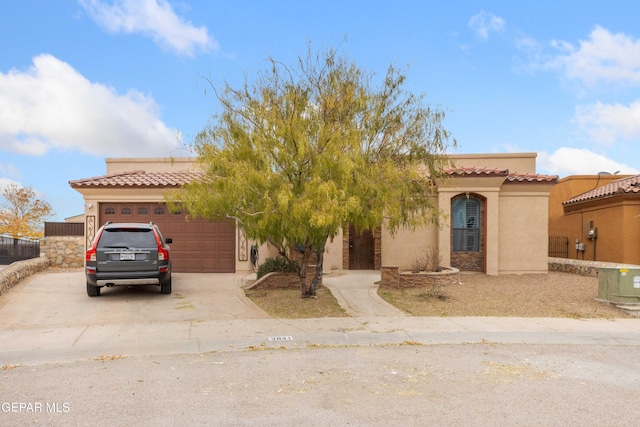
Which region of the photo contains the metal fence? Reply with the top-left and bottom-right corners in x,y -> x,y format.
44,222 -> 84,237
0,236 -> 40,264
549,236 -> 569,258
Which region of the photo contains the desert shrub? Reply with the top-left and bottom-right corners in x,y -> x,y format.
411,247 -> 444,273
418,283 -> 449,301
256,256 -> 299,279
424,247 -> 443,272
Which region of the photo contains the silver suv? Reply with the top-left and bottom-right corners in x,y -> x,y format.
85,222 -> 172,296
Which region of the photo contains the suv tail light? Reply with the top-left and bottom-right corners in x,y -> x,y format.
86,227 -> 104,263
154,229 -> 170,262
158,248 -> 169,261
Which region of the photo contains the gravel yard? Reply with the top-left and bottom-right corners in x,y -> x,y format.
377,271 -> 628,318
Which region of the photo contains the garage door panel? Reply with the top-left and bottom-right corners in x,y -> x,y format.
183,240 -> 203,251
99,203 -> 235,273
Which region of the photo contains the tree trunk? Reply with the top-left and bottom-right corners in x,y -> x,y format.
300,244 -> 324,298
308,249 -> 324,296
299,245 -> 313,298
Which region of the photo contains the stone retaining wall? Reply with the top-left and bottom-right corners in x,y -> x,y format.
548,257 -> 640,277
40,236 -> 84,268
0,255 -> 50,296
380,266 -> 461,289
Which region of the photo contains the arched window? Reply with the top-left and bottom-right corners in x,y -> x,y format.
104,207 -> 115,215
137,207 -> 148,215
452,197 -> 480,252
154,206 -> 165,215
121,207 -> 132,215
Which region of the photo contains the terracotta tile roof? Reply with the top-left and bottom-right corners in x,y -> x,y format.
446,167 -> 558,184
69,170 -> 203,188
446,166 -> 509,177
505,172 -> 559,183
563,174 -> 640,206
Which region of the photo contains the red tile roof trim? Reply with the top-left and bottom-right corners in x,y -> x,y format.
563,174 -> 640,205
71,167 -> 559,189
69,170 -> 204,188
446,167 -> 558,184
446,167 -> 509,177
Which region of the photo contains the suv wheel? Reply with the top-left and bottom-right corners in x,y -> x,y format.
87,282 -> 101,297
160,279 -> 172,295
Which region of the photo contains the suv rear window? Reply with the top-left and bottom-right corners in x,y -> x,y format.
98,229 -> 157,248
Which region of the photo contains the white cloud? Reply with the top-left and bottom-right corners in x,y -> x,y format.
79,0 -> 217,57
0,54 -> 182,157
550,26 -> 640,88
574,101 -> 640,144
538,147 -> 639,177
468,11 -> 505,41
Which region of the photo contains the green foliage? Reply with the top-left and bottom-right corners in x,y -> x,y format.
171,43 -> 456,296
256,256 -> 299,279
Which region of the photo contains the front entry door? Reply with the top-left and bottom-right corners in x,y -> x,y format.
348,224 -> 375,270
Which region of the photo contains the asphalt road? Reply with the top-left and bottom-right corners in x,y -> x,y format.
3,344 -> 640,426
2,269 -> 640,426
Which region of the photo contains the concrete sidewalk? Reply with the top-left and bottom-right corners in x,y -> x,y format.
323,270 -> 406,317
3,313 -> 640,366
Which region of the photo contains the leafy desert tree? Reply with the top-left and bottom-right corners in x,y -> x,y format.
0,184 -> 54,239
176,45 -> 455,297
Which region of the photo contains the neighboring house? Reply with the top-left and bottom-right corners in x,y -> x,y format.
548,173 -> 640,264
70,153 -> 557,275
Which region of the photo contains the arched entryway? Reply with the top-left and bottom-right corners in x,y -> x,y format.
450,193 -> 485,272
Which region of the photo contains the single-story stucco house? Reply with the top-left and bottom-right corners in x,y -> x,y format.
70,152 -> 557,275
548,173 -> 640,264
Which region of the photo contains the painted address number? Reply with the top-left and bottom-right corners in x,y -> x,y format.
268,336 -> 293,342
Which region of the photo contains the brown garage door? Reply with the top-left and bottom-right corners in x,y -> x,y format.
99,203 -> 235,273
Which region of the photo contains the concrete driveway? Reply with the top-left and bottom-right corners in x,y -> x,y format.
0,269 -> 270,330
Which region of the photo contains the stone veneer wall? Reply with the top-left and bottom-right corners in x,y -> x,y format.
548,257 -> 640,277
380,266 -> 460,288
0,255 -> 50,296
40,236 -> 85,268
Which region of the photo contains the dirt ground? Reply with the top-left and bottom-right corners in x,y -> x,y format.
377,271 -> 626,319
247,271 -> 629,319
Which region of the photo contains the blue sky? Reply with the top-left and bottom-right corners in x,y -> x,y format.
2,1 -> 640,221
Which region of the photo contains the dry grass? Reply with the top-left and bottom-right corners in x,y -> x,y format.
377,271 -> 624,319
245,285 -> 348,318
246,271 -> 626,319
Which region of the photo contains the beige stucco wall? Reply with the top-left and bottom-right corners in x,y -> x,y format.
450,152 -> 537,174
381,222 -> 439,271
105,157 -> 197,174
498,185 -> 551,273
323,229 -> 344,272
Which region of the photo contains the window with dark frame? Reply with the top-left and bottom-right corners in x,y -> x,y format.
452,197 -> 480,252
